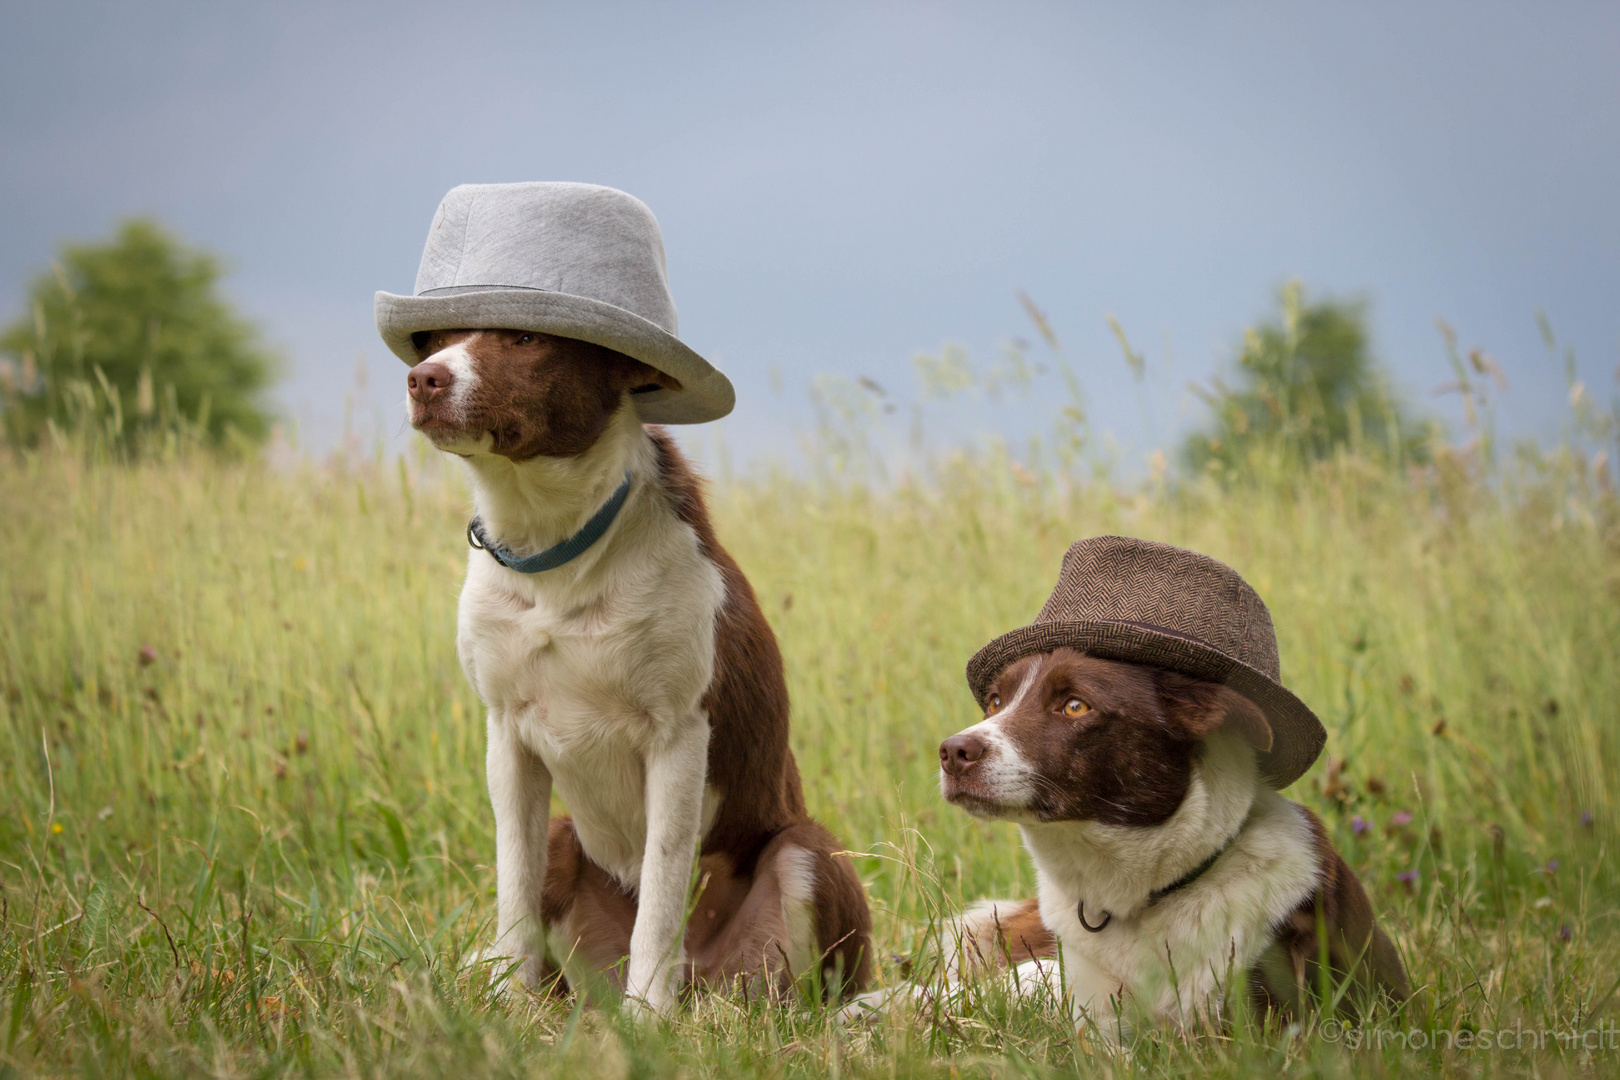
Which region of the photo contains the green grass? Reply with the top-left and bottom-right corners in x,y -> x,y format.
1,431 -> 1616,1078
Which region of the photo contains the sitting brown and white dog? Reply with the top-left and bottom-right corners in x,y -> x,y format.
378,182 -> 870,1014
405,330 -> 870,1009
863,537 -> 1408,1036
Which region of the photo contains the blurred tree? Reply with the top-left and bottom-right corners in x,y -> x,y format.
0,219 -> 278,451
1182,281 -> 1432,474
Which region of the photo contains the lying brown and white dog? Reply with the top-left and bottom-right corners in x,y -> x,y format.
850,536 -> 1407,1037
939,647 -> 1409,1034
405,327 -> 871,1010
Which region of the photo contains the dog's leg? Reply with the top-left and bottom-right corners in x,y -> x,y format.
624,715 -> 711,1015
486,710 -> 553,989
1066,951 -> 1130,1042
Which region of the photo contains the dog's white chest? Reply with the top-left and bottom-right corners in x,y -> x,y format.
456,541 -> 724,885
1030,792 -> 1321,1030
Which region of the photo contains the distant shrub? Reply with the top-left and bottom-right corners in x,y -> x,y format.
1182,281 -> 1435,476
0,219 -> 279,454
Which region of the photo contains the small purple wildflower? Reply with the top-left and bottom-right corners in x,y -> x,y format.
1545,859 -> 1559,874
1580,810 -> 1594,828
1558,924 -> 1573,942
1351,815 -> 1370,836
1396,869 -> 1418,891
1390,810 -> 1413,827
137,644 -> 158,666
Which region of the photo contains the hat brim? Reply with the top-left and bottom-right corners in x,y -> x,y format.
375,287 -> 735,426
966,620 -> 1326,789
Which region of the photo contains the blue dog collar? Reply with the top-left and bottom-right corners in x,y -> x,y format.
467,471 -> 634,574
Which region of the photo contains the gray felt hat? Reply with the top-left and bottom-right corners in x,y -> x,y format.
375,182 -> 734,425
965,536 -> 1327,789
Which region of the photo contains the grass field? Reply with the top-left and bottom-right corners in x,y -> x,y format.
2,407 -> 1617,1077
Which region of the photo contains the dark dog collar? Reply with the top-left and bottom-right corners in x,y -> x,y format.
1075,816 -> 1249,933
468,471 -> 634,574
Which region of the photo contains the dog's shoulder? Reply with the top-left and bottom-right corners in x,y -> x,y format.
645,426 -> 716,552
1251,801 -> 1411,1014
646,425 -> 807,853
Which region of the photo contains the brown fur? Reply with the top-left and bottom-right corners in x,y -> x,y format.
646,429 -> 810,863
648,428 -> 872,992
542,815 -> 872,998
538,816 -> 638,989
961,898 -> 1057,972
409,329 -> 680,460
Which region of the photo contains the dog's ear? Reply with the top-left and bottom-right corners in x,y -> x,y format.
621,359 -> 683,395
561,340 -> 684,396
1156,671 -> 1273,753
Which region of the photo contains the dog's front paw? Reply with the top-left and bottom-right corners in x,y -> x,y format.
621,968 -> 677,1021
835,983 -> 922,1025
462,945 -> 547,998
620,993 -> 656,1025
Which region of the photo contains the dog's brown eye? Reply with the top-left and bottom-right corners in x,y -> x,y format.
1063,697 -> 1090,718
516,333 -> 536,346
986,694 -> 1003,715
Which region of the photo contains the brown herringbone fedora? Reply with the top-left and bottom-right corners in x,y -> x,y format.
965,535 -> 1326,789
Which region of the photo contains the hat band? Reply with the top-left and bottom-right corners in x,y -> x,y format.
418,284 -> 554,297
1031,616 -> 1269,675
1070,618 -> 1216,650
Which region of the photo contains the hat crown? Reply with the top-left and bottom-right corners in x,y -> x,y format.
413,182 -> 679,335
1036,536 -> 1281,681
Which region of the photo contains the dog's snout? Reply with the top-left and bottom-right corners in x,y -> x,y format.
940,733 -> 988,776
408,360 -> 454,404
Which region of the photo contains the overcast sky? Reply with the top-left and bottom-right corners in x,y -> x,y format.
3,1 -> 1617,472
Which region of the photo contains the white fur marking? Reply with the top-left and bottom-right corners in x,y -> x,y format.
940,664 -> 1043,813
432,341 -> 480,413
776,844 -> 819,977
408,341 -> 492,455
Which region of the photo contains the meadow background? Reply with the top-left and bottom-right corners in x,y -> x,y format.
2,306 -> 1618,1079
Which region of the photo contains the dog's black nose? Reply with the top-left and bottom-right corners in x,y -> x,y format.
940,733 -> 987,776
408,360 -> 454,404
